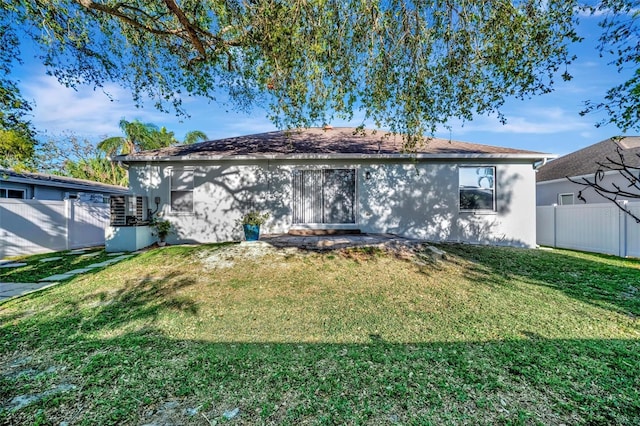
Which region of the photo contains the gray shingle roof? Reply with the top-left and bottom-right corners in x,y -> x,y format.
0,168 -> 130,193
536,136 -> 640,182
116,127 -> 548,161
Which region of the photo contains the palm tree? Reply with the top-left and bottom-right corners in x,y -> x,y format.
98,119 -> 208,157
182,130 -> 208,145
97,119 -> 159,156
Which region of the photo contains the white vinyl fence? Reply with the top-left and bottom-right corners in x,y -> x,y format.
0,199 -> 109,258
537,201 -> 640,258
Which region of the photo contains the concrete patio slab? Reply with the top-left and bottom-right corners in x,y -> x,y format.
260,233 -> 425,251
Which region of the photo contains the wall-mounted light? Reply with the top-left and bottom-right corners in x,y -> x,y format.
365,171 -> 372,180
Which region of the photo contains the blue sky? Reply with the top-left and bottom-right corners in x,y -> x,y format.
11,11 -> 634,157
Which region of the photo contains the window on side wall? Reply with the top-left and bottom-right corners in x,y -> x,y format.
459,166 -> 496,211
170,168 -> 194,213
558,193 -> 574,205
0,188 -> 26,199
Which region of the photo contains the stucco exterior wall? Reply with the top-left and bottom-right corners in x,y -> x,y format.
128,158 -> 537,247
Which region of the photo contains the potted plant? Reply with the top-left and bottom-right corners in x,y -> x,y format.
150,217 -> 173,246
236,211 -> 269,241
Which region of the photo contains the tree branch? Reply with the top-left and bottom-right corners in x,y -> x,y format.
567,143 -> 640,223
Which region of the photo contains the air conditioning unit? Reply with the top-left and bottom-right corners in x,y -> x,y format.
110,195 -> 148,226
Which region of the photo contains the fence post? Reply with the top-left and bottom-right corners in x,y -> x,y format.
552,203 -> 557,248
65,199 -> 73,251
619,200 -> 628,258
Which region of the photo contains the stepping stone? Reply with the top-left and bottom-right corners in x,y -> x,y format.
79,252 -> 100,258
107,252 -> 125,256
86,262 -> 110,268
39,274 -> 74,282
86,255 -> 134,269
65,251 -> 85,256
0,259 -> 14,265
39,257 -> 63,263
116,254 -> 134,260
66,268 -> 94,275
0,262 -> 27,268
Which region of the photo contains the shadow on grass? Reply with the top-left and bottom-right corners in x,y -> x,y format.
68,271 -> 199,332
437,244 -> 640,318
1,245 -> 639,424
1,324 -> 639,424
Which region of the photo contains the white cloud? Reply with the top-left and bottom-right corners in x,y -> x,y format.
20,75 -> 167,139
448,107 -> 591,135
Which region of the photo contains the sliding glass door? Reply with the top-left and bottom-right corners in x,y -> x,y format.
292,169 -> 356,224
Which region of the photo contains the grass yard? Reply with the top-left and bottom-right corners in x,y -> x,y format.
0,248 -> 113,283
0,242 -> 639,425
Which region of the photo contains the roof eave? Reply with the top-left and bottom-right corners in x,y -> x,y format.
2,175 -> 130,193
537,169 -> 622,184
116,152 -> 554,163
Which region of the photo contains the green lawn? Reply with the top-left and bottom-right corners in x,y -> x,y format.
1,243 -> 638,425
0,248 -> 114,283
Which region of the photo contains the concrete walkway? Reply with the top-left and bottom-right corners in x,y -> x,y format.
0,253 -> 135,303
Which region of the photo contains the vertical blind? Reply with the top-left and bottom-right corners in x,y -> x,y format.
292,169 -> 355,224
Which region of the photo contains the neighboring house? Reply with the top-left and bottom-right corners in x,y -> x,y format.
116,127 -> 552,248
536,136 -> 640,206
0,168 -> 130,201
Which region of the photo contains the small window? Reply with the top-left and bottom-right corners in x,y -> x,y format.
558,193 -> 574,205
459,166 -> 496,211
0,188 -> 25,199
170,168 -> 194,213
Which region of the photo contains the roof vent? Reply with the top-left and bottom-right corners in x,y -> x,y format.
322,124 -> 333,131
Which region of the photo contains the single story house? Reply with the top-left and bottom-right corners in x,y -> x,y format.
536,136 -> 640,206
0,168 -> 130,201
115,127 -> 552,248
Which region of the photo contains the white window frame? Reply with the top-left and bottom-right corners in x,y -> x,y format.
0,188 -> 26,199
459,166 -> 497,212
558,193 -> 574,205
169,167 -> 195,214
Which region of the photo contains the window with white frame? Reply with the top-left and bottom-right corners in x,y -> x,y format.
459,166 -> 496,211
170,168 -> 194,213
0,188 -> 26,199
558,193 -> 574,205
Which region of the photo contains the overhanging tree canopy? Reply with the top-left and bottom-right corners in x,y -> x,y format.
581,0 -> 640,133
3,0 -> 580,144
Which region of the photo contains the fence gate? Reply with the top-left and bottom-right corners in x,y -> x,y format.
0,199 -> 109,258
